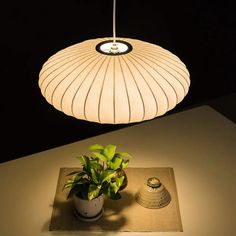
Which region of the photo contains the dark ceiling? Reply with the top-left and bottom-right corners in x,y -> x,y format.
1,0 -> 235,162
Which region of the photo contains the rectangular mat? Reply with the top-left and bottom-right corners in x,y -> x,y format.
49,167 -> 183,232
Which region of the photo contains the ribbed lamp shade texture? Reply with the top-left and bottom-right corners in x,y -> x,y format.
39,38 -> 190,124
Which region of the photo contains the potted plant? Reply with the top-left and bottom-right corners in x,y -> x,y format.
63,144 -> 131,222
89,143 -> 131,191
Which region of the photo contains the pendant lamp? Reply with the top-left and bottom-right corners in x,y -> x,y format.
39,0 -> 190,124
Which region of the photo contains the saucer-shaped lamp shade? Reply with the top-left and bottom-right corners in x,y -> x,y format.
39,38 -> 190,124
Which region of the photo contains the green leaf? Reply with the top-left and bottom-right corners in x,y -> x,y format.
63,182 -> 73,189
67,185 -> 82,199
103,144 -> 116,161
104,185 -> 122,200
88,184 -> 101,200
79,155 -> 89,169
92,152 -> 108,163
64,178 -> 87,190
74,178 -> 87,185
65,179 -> 74,184
110,157 -> 122,170
117,152 -> 132,158
121,160 -> 129,169
73,172 -> 87,180
66,171 -> 80,176
89,160 -> 103,171
100,170 -> 117,183
110,182 -> 119,193
106,161 -> 112,169
116,175 -> 125,188
66,172 -> 86,183
89,144 -> 104,151
90,168 -> 99,184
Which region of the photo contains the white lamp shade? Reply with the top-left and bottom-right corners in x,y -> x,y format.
39,38 -> 190,124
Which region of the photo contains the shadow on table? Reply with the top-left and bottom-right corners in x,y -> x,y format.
42,191 -> 135,234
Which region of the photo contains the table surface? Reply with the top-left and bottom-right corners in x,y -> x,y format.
0,105 -> 235,236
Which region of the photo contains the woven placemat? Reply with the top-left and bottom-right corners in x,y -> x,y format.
49,167 -> 183,232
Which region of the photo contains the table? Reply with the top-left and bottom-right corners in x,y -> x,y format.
0,105 -> 235,236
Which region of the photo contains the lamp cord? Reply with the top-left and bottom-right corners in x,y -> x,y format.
113,0 -> 116,44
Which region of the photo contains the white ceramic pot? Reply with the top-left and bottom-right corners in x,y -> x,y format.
73,194 -> 104,221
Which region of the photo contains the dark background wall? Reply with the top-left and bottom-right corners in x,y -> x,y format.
1,0 -> 235,163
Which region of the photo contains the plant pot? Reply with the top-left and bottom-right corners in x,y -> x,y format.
73,194 -> 104,222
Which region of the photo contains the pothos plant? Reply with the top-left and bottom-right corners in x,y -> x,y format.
63,144 -> 131,201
